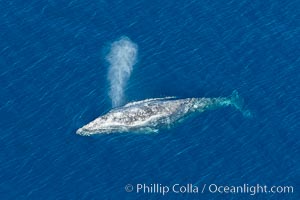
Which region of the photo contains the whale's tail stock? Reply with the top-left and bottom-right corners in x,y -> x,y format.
230,90 -> 252,117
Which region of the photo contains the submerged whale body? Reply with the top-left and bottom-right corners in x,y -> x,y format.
76,91 -> 247,136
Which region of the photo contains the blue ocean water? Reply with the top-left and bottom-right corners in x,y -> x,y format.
0,0 -> 299,199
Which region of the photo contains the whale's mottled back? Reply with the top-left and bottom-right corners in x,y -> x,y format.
76,91 -> 248,136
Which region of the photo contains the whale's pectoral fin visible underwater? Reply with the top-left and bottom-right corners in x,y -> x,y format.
76,91 -> 251,136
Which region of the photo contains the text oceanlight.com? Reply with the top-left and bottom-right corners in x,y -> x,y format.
124,183 -> 294,196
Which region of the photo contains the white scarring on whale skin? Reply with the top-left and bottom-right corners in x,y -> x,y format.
76,91 -> 246,136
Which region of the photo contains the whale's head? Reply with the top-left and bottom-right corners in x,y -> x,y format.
76,125 -> 123,136
76,127 -> 107,136
76,116 -> 131,136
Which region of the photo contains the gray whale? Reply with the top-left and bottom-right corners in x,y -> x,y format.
76,91 -> 247,136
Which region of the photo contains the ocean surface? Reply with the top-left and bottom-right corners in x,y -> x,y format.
0,0 -> 299,199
